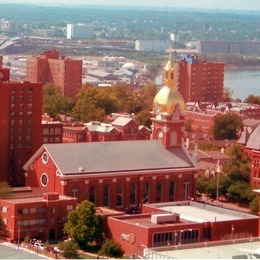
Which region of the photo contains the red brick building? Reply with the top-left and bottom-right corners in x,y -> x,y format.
238,123 -> 260,189
0,66 -> 43,187
0,187 -> 77,242
42,113 -> 63,144
26,50 -> 82,101
62,118 -> 151,143
176,55 -> 224,103
107,202 -> 258,256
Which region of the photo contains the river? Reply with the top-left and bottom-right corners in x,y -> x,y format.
224,69 -> 260,101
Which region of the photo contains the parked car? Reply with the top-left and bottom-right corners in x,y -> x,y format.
34,242 -> 45,250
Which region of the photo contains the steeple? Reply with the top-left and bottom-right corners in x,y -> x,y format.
153,46 -> 185,118
151,46 -> 186,148
163,46 -> 177,88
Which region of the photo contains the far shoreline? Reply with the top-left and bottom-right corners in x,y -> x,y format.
225,64 -> 260,71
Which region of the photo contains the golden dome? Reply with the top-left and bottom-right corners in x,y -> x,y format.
153,47 -> 185,116
153,86 -> 185,115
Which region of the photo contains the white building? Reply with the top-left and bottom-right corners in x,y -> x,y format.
135,40 -> 171,52
66,24 -> 94,39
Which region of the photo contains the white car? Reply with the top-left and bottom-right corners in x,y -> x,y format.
34,242 -> 45,250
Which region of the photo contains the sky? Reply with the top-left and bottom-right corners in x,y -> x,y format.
2,0 -> 260,11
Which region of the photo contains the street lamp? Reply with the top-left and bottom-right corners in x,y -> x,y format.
11,216 -> 20,249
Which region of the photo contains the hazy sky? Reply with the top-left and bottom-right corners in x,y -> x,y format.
3,0 -> 260,11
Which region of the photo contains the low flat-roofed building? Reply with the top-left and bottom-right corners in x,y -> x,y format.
145,237 -> 260,259
107,201 -> 258,256
0,187 -> 77,242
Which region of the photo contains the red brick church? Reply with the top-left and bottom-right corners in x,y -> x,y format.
23,52 -> 198,212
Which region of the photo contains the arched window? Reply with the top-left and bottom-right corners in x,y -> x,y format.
156,181 -> 162,202
143,182 -> 150,203
116,184 -> 123,207
130,182 -> 137,206
169,181 -> 175,201
89,186 -> 96,204
103,185 -> 110,207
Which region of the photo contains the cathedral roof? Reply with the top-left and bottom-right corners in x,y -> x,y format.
24,140 -> 195,175
246,124 -> 260,150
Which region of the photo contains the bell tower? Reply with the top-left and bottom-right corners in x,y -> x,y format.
151,48 -> 185,148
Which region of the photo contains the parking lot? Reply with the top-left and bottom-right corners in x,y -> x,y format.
0,241 -> 47,259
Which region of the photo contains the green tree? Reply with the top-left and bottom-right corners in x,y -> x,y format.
0,181 -> 11,198
249,196 -> 259,215
244,94 -> 260,104
212,113 -> 243,140
43,83 -> 74,119
98,239 -> 124,258
59,240 -> 79,259
63,200 -> 103,247
72,86 -> 119,122
135,110 -> 152,128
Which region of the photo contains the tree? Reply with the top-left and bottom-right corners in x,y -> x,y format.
212,113 -> 243,140
98,239 -> 124,258
43,83 -> 74,119
0,181 -> 11,198
135,110 -> 152,128
72,86 -> 119,122
59,240 -> 79,259
222,87 -> 233,102
244,94 -> 260,104
63,200 -> 103,247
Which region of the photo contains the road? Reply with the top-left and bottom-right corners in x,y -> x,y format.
0,241 -> 47,259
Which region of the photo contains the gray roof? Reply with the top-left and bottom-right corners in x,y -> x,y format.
112,117 -> 134,127
246,124 -> 260,150
24,140 -> 195,175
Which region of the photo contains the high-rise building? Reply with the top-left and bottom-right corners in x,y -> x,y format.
176,55 -> 224,103
26,50 -> 82,101
67,24 -> 94,39
0,65 -> 43,187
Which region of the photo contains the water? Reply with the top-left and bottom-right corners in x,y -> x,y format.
224,70 -> 260,101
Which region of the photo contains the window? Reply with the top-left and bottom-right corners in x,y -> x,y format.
143,182 -> 150,203
130,183 -> 137,205
89,186 -> 96,204
72,187 -> 79,198
67,205 -> 73,211
156,182 -> 162,202
116,184 -> 123,207
103,185 -> 110,207
41,152 -> 49,164
184,182 -> 190,200
41,173 -> 48,186
1,206 -> 9,213
169,181 -> 175,201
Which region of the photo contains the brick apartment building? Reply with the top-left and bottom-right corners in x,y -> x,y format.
176,55 -> 224,103
42,113 -> 63,144
0,63 -> 43,187
0,188 -> 77,242
26,50 -> 82,101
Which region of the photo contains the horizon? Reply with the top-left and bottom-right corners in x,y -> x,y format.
2,0 -> 260,11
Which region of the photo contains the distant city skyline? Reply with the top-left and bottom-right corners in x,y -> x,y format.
3,0 -> 260,11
